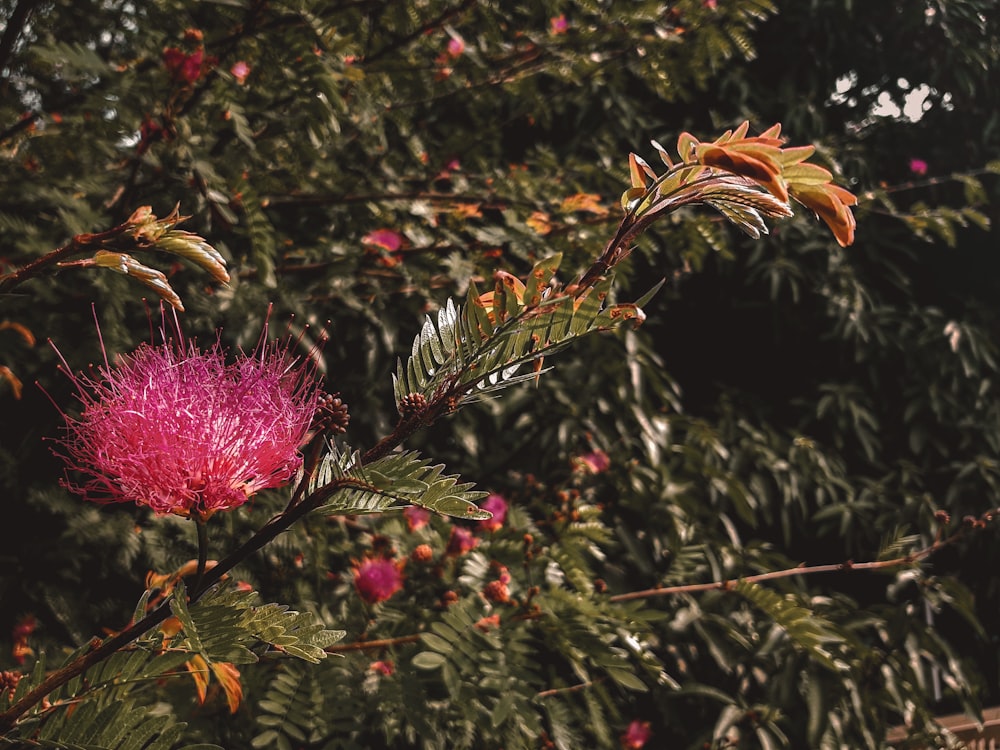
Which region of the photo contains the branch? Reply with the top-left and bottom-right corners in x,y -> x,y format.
535,678 -> 604,699
325,634 -> 421,653
609,514 -> 971,603
0,475 -> 370,733
306,512 -> 982,668
363,0 -> 476,63
0,225 -> 125,295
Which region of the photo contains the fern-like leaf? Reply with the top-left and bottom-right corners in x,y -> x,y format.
393,255 -> 647,408
309,443 -> 490,520
733,580 -> 845,671
167,582 -> 345,665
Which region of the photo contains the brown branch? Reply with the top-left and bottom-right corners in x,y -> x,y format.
363,0 -> 477,64
609,519 -> 970,603
0,224 -> 129,295
326,634 -> 421,653
262,190 -> 511,208
535,678 -> 604,699
0,475 -> 369,734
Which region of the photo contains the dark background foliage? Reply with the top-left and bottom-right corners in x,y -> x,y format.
1,0 -> 999,747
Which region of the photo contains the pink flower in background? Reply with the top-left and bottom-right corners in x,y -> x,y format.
230,61 -> 250,84
909,158 -> 928,176
446,37 -> 465,58
446,525 -> 478,556
550,15 -> 569,34
362,228 -> 403,252
703,0 -> 718,9
478,493 -> 508,532
405,505 -> 432,532
621,720 -> 652,749
51,318 -> 323,519
576,448 -> 611,474
370,660 -> 395,675
163,47 -> 205,84
353,558 -> 404,603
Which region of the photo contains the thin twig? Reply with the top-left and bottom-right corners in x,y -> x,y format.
326,634 -> 421,653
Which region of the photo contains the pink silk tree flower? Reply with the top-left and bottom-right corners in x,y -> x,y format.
621,720 -> 652,749
478,493 -> 508,532
50,319 -> 324,519
353,558 -> 405,603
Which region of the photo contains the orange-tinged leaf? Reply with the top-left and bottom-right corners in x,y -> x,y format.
186,655 -> 210,704
650,139 -> 674,167
496,270 -> 526,300
211,661 -> 243,713
677,131 -> 700,161
526,211 -> 552,235
827,183 -> 858,207
160,616 -> 183,638
628,153 -> 650,189
559,193 -> 609,216
475,291 -> 498,325
790,183 -> 857,247
446,202 -> 483,219
725,120 -> 750,142
0,321 -> 35,347
621,186 -> 646,211
783,162 -> 834,185
759,122 -> 783,140
775,144 -> 816,166
698,145 -> 789,202
0,366 -> 23,399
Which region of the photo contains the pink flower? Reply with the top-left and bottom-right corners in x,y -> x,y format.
478,494 -> 508,532
550,15 -> 569,34
11,615 -> 36,665
446,525 -> 478,556
909,158 -> 929,176
405,505 -> 431,532
353,558 -> 404,603
163,47 -> 205,84
446,37 -> 465,58
621,720 -> 652,749
370,660 -> 394,676
51,317 -> 324,519
362,228 -> 403,252
576,448 -> 610,474
230,61 -> 250,84
703,0 -> 718,9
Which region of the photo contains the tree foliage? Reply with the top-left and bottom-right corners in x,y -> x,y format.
1,0 -> 999,748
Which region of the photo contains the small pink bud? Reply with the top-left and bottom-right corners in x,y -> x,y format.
909,158 -> 928,176
446,526 -> 478,556
405,505 -> 432,531
362,228 -> 403,252
478,494 -> 508,532
230,61 -> 250,84
621,720 -> 652,749
370,660 -> 394,676
576,449 -> 611,474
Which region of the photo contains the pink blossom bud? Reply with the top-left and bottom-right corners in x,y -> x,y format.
353,558 -> 405,604
478,493 -> 508,532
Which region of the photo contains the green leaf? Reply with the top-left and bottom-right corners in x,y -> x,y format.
412,651 -> 448,670
309,445 -> 489,519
